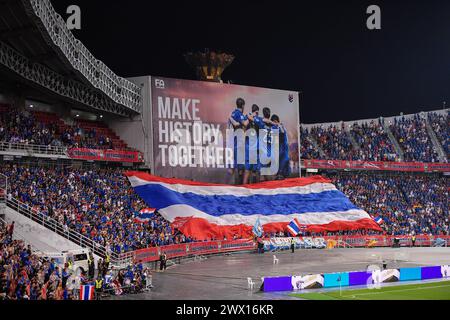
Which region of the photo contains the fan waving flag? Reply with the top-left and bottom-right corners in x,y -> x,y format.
252,217 -> 263,237
287,218 -> 301,236
80,284 -> 95,300
125,172 -> 382,240
134,208 -> 156,224
374,216 -> 384,225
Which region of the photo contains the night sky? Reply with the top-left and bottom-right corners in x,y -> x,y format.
51,0 -> 450,123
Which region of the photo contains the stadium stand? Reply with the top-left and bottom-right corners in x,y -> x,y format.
0,0 -> 448,302
0,105 -> 133,151
303,124 -> 359,160
330,172 -> 449,236
389,114 -> 440,163
0,164 -> 194,254
349,120 -> 398,161
301,109 -> 448,163
428,111 -> 449,160
300,127 -> 323,159
1,160 -> 448,256
0,218 -> 152,299
0,219 -> 77,300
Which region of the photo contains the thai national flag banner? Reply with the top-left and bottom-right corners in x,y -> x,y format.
286,218 -> 301,236
126,172 -> 382,240
134,208 -> 156,224
79,284 -> 95,300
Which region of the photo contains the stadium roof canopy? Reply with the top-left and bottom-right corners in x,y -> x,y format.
0,0 -> 141,117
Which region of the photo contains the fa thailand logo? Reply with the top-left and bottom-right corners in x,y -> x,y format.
155,79 -> 165,89
288,94 -> 294,103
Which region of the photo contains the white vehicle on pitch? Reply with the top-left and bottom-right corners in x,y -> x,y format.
39,249 -> 91,276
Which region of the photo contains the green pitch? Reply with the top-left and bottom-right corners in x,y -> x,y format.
289,281 -> 450,300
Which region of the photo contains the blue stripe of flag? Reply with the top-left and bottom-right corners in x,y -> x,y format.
133,184 -> 359,216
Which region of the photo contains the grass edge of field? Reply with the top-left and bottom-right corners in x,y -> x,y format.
289,280 -> 450,300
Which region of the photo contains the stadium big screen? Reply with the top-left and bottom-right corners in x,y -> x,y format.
149,76 -> 300,183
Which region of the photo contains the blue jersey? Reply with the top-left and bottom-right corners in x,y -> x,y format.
259,122 -> 275,168
229,109 -> 247,169
278,124 -> 291,177
246,114 -> 265,152
229,109 -> 247,129
244,114 -> 266,171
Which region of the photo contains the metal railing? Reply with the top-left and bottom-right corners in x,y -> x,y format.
2,191 -> 131,267
0,141 -> 67,156
0,173 -> 6,204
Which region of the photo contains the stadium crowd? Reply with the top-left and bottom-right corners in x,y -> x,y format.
331,172 -> 449,236
300,111 -> 448,163
0,221 -> 78,300
350,120 -> 398,161
300,127 -> 322,159
0,108 -> 59,147
0,219 -> 154,299
1,105 -> 447,163
1,162 -> 447,249
428,111 -> 449,159
0,164 -> 194,254
301,121 -> 400,162
0,108 -> 116,150
389,114 -> 440,162
302,124 -> 358,160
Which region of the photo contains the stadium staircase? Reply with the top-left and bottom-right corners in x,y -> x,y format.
344,125 -> 361,153
0,174 -> 132,268
0,207 -> 75,253
424,114 -> 447,163
381,120 -> 404,161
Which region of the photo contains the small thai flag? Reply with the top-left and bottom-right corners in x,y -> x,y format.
134,208 -> 156,223
252,217 -> 263,237
286,218 -> 302,236
79,284 -> 95,300
374,216 -> 384,225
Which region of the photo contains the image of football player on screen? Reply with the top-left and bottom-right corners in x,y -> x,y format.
244,104 -> 266,184
227,97 -> 248,184
270,114 -> 291,179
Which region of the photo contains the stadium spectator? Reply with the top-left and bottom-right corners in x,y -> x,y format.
305,124 -> 359,160
0,106 -> 135,151
0,164 -> 193,254
300,110 -> 448,163
0,222 -> 77,300
350,120 -> 398,161
300,127 -> 321,159
330,172 -> 449,236
428,111 -> 449,161
0,109 -> 59,147
1,161 -> 448,261
389,114 -> 440,162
